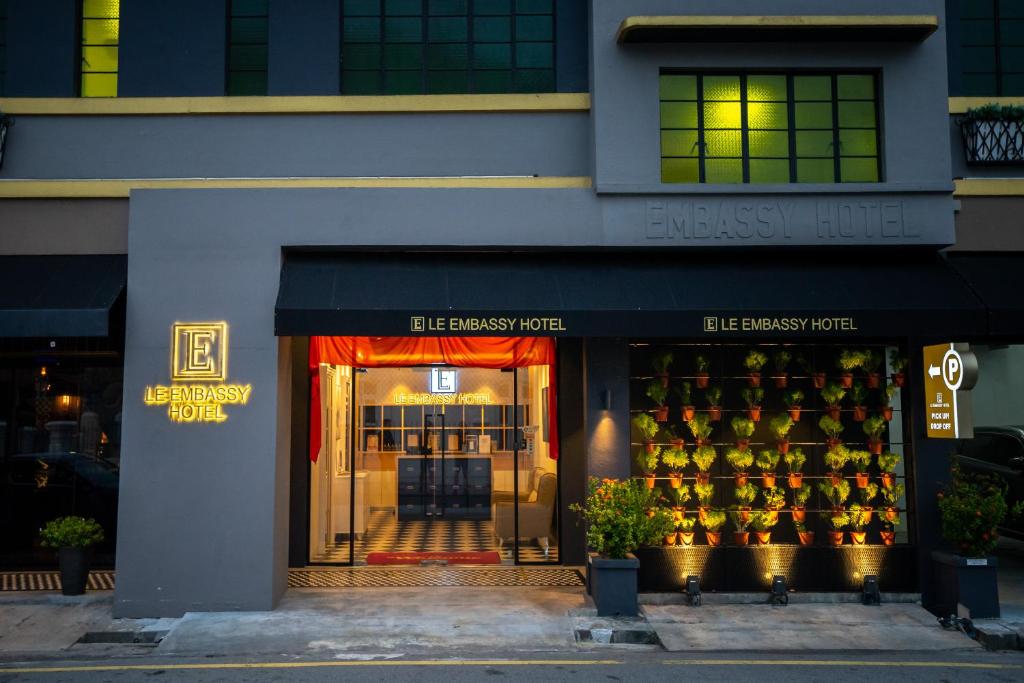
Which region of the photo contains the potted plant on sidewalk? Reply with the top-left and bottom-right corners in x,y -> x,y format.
661,445 -> 689,489
646,380 -> 669,422
850,381 -> 868,422
701,509 -> 726,546
791,483 -> 812,523
39,516 -> 105,596
821,382 -> 846,421
694,353 -> 711,389
878,451 -> 901,489
863,415 -> 887,455
731,416 -> 755,451
784,447 -> 807,488
783,388 -> 805,422
742,387 -> 764,422
772,349 -> 792,388
890,349 -> 908,387
632,413 -> 660,453
692,444 -> 716,485
768,414 -> 794,454
933,464 -> 1024,619
727,447 -> 754,487
755,448 -> 781,488
572,477 -> 674,617
705,385 -> 723,422
744,349 -> 768,387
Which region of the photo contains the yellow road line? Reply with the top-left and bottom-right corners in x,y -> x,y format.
665,659 -> 1021,670
0,659 -> 621,674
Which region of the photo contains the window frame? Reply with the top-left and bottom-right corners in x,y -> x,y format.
958,0 -> 1024,97
226,0 -> 270,96
79,0 -> 120,98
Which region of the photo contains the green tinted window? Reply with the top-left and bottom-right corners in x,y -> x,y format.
227,0 -> 268,95
341,0 -> 555,94
81,0 -> 119,97
660,72 -> 881,184
956,1 -> 1024,95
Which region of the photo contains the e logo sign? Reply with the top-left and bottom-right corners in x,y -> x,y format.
172,322 -> 227,381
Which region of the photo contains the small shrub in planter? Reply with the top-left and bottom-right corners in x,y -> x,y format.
694,353 -> 711,388
850,381 -> 868,421
675,381 -> 696,421
818,414 -> 845,447
743,349 -> 768,387
634,447 -> 660,489
878,451 -> 901,488
646,380 -> 669,422
704,386 -> 723,421
676,516 -> 697,546
880,482 -> 905,522
694,481 -> 714,520
848,504 -> 872,545
958,103 -> 1024,164
848,449 -> 872,488
783,388 -> 804,422
784,447 -> 807,488
824,444 -> 850,482
772,349 -> 792,388
795,521 -> 815,546
701,509 -> 727,546
755,448 -> 781,488
861,350 -> 883,389
768,413 -> 794,453
889,349 -> 908,387
837,349 -> 865,388
692,445 -> 717,484
686,412 -> 713,446
733,482 -> 758,522
791,483 -> 812,523
761,485 -> 786,524
652,350 -> 674,387
729,508 -> 751,545
879,384 -> 898,421
730,416 -> 755,450
661,446 -> 689,488
741,387 -> 764,422
39,516 -> 104,596
748,510 -> 778,545
862,415 -> 887,455
726,447 -> 754,487
820,382 -> 846,420
818,478 -> 851,510
824,511 -> 850,546
632,413 -> 660,452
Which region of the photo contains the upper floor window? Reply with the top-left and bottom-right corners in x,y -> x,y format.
80,0 -> 119,97
659,72 -> 881,184
958,0 -> 1024,95
0,0 -> 7,96
228,0 -> 269,95
340,0 -> 556,95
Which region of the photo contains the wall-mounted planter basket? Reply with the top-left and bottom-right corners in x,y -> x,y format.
959,117 -> 1024,165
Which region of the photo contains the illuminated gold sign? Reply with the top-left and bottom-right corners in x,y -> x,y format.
144,322 -> 253,423
703,316 -> 858,333
410,316 -> 566,333
394,392 -> 492,405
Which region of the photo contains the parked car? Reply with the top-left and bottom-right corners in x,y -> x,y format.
954,426 -> 1024,538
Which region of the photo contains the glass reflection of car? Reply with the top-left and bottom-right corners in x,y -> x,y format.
954,426 -> 1024,539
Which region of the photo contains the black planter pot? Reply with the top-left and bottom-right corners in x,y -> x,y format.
931,551 -> 1000,619
58,547 -> 92,596
587,552 -> 639,617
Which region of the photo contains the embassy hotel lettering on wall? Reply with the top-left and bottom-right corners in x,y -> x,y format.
704,316 -> 859,333
411,316 -> 566,333
143,322 -> 253,423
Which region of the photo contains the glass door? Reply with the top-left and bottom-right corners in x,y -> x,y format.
308,364 -> 354,564
512,366 -> 559,563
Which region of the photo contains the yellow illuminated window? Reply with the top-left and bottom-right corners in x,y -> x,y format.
659,72 -> 881,184
81,0 -> 119,97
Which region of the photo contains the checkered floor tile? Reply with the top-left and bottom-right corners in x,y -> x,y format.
310,510 -> 558,564
289,566 -> 584,588
0,571 -> 115,592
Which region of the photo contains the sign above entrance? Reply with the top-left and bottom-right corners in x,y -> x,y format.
430,367 -> 457,394
923,343 -> 978,439
410,316 -> 566,334
703,315 -> 859,334
394,392 -> 492,405
144,322 -> 253,424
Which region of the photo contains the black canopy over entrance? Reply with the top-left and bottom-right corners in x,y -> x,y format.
275,251 -> 989,339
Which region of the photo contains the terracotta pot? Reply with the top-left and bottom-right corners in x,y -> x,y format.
880,531 -> 896,546
695,438 -> 710,448
696,373 -> 709,389
736,439 -> 750,451
791,505 -> 806,523
761,473 -> 776,488
677,531 -> 695,547
708,406 -> 722,422
893,372 -> 905,387
748,407 -> 762,422
748,372 -> 761,388
734,473 -> 749,487
644,475 -> 656,490
773,374 -> 788,389
850,531 -> 867,546
881,406 -> 894,422
853,406 -> 867,422
787,472 -> 804,489
733,531 -> 750,546
696,472 -> 710,485
826,438 -> 842,450
754,531 -> 772,545
827,531 -> 845,546
798,530 -> 815,546
657,372 -> 670,388
682,405 -> 696,421
738,506 -> 751,523
881,473 -> 895,489
867,372 -> 881,389
868,439 -> 884,455
777,440 -> 790,455
831,506 -> 846,515
706,531 -> 721,547
698,506 -> 709,523
654,406 -> 669,422
828,473 -> 844,487
788,407 -> 802,422
827,406 -> 842,421
884,506 -> 898,522
663,534 -> 676,546
766,509 -> 780,525
645,441 -> 656,454
840,372 -> 853,389
669,475 -> 683,489
855,472 -> 870,488
813,372 -> 826,389
670,438 -> 685,449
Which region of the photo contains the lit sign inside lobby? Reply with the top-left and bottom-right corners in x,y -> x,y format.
394,392 -> 491,405
143,322 -> 253,423
430,368 -> 457,394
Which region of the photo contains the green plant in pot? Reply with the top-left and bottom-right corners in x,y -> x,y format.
694,353 -> 711,389
730,415 -> 755,450
701,509 -> 727,546
850,381 -> 868,422
734,482 -> 758,523
692,444 -> 717,485
652,350 -> 674,388
797,352 -> 826,389
743,349 -> 768,387
694,481 -> 714,523
848,449 -> 872,488
881,511 -> 900,546
792,483 -> 812,523
755,448 -> 781,489
879,383 -> 898,422
859,482 -> 879,509
39,516 -> 104,596
784,447 -> 807,488
795,520 -> 815,546
635,446 -> 660,489
836,349 -> 865,388
661,446 -> 689,489
646,380 -> 670,422
761,486 -> 786,525
675,381 -> 695,421
726,447 -> 754,487
823,511 -> 851,546
741,387 -> 764,422
783,388 -> 805,422
823,444 -> 850,484
938,464 -> 1023,558
847,503 -> 872,545
820,382 -> 846,421
687,413 -> 713,447
675,516 -> 698,546
667,484 -> 691,514
959,103 -> 1024,163
768,413 -> 794,453
818,478 -> 851,514
877,451 -> 901,489
704,386 -> 723,422
729,508 -> 752,545
889,349 -> 908,387
880,481 -> 905,525
748,510 -> 778,545
632,413 -> 660,452
861,349 -> 883,388
863,415 -> 887,455
772,349 -> 792,388
818,414 -> 845,448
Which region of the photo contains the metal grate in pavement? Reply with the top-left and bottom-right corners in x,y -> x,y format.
0,571 -> 115,592
289,566 -> 585,588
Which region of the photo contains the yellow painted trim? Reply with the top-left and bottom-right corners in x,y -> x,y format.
0,93 -> 590,115
0,660 -> 623,674
617,15 -> 939,42
954,178 -> 1024,197
949,96 -> 1024,114
0,177 -> 593,198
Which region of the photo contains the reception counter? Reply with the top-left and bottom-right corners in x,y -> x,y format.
396,454 -> 492,520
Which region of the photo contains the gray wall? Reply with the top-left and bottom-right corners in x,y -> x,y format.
0,199 -> 128,254
584,338 -> 630,480
268,0 -> 339,96
951,198 -> 1024,252
5,0 -> 78,97
119,0 -> 228,97
970,345 -> 1024,425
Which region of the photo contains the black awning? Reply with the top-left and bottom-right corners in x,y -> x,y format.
276,252 -> 988,339
0,255 -> 127,337
947,253 -> 1024,338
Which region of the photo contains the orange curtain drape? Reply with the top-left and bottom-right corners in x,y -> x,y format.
308,336 -> 558,462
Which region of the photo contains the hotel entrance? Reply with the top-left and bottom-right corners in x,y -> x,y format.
307,337 -> 559,567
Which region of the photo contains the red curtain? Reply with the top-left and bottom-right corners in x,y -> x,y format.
308,337 -> 558,462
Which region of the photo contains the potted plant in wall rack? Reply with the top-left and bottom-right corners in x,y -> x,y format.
730,509 -> 751,545
797,353 -> 826,390
705,386 -> 723,422
878,451 -> 901,489
749,511 -> 778,545
881,513 -> 900,546
824,445 -> 850,486
730,415 -> 755,451
687,413 -> 713,449
791,483 -> 812,524
744,349 -> 768,388
734,481 -> 758,522
819,415 -> 845,450
958,103 -> 1024,164
783,389 -> 805,422
837,349 -> 864,389
692,444 -> 717,486
881,482 -> 905,526
632,413 -> 660,454
818,477 -> 851,514
768,414 -> 794,454
863,415 -> 887,455
635,446 -> 660,489
795,521 -> 815,546
847,504 -> 872,545
823,511 -> 851,546
676,381 -> 696,421
772,349 -> 792,388
39,516 -> 104,596
755,448 -> 781,488
858,482 -> 879,527
933,464 -> 1024,619
694,481 -> 714,522
667,485 -> 690,522
652,350 -> 674,388
848,449 -> 872,488
879,384 -> 898,422
646,380 -> 670,423
662,445 -> 689,489
701,510 -> 726,547
572,478 -> 674,617
742,387 -> 764,422
727,447 -> 754,487
890,349 -> 909,388
694,353 -> 711,389
821,382 -> 846,421
850,381 -> 868,422
861,350 -> 883,389
676,516 -> 697,547
784,447 -> 807,489
762,486 -> 786,524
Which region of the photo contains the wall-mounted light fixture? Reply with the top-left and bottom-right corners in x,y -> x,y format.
770,575 -> 789,605
862,575 -> 881,605
601,389 -> 613,411
685,575 -> 701,606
